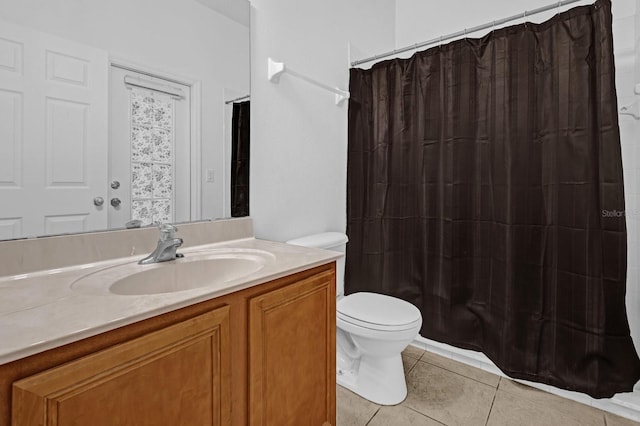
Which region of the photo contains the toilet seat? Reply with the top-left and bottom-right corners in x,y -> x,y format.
337,292 -> 422,332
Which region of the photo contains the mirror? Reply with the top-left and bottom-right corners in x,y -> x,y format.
0,0 -> 250,240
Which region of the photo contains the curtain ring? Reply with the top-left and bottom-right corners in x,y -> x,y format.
557,1 -> 561,15
492,20 -> 496,34
464,28 -> 467,38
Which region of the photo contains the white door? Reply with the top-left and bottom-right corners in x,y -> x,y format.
109,66 -> 191,228
0,19 -> 108,239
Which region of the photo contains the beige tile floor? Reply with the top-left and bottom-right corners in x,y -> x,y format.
337,346 -> 640,426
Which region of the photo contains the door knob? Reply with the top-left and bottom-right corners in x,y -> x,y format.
110,198 -> 122,207
93,197 -> 104,206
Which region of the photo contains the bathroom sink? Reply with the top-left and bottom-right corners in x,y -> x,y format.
71,249 -> 275,296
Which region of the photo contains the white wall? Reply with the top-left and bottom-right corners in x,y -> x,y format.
0,0 -> 250,220
249,0 -> 396,242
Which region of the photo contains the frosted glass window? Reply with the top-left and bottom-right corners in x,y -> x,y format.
130,88 -> 174,226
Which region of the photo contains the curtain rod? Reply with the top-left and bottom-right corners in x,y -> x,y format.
351,0 -> 586,67
267,58 -> 350,106
124,75 -> 185,99
225,94 -> 250,105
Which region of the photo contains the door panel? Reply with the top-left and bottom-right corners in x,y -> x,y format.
45,98 -> 89,185
0,88 -> 21,187
0,19 -> 108,238
43,214 -> 89,235
249,270 -> 336,425
12,306 -> 231,426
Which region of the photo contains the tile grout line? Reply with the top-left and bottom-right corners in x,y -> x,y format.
403,352 -> 424,362
364,407 -> 381,426
407,358 -> 419,374
416,357 -> 498,389
404,405 -> 448,425
402,350 -> 423,374
405,351 -> 495,426
484,377 -> 501,426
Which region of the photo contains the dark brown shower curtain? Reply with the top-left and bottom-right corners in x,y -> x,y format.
346,0 -> 640,398
231,101 -> 250,217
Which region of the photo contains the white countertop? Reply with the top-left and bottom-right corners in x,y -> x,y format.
0,238 -> 341,365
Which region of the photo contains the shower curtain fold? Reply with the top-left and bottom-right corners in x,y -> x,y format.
345,0 -> 640,398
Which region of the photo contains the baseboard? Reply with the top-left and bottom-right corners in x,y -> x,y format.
411,336 -> 640,422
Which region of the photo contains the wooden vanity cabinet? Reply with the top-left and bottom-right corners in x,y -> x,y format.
249,267 -> 336,425
6,263 -> 336,426
13,306 -> 231,426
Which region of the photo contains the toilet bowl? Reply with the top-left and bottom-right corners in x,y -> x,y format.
286,232 -> 423,405
337,292 -> 422,404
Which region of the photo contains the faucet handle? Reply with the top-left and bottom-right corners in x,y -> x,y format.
158,223 -> 177,241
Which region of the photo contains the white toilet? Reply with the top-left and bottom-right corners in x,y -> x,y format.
287,232 -> 422,405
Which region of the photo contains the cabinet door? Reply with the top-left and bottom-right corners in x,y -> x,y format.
249,268 -> 336,426
12,306 -> 231,426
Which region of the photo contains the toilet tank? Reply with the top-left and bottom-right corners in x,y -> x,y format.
286,232 -> 349,297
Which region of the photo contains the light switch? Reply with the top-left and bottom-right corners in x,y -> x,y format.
206,169 -> 215,182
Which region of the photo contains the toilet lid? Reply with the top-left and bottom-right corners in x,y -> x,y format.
337,292 -> 421,328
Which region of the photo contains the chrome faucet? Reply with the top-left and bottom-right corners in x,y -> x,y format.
138,224 -> 184,265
